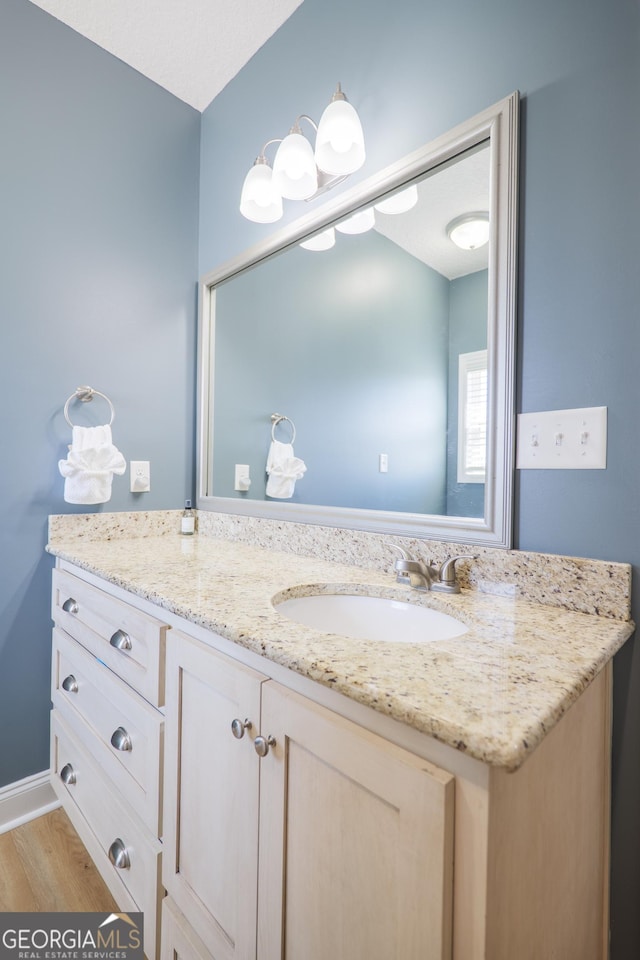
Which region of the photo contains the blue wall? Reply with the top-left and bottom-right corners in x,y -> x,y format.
0,0 -> 200,786
212,231 -> 449,513
199,0 -> 640,954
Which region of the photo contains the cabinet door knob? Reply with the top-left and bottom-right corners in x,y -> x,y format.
62,597 -> 79,614
60,763 -> 76,785
231,718 -> 252,739
109,629 -> 132,652
108,838 -> 131,869
61,674 -> 78,694
254,735 -> 276,758
110,726 -> 133,752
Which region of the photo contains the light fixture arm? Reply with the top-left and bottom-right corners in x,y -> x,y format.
292,115 -> 318,136
255,138 -> 283,164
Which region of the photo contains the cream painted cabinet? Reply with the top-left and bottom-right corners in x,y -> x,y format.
50,566 -> 167,960
162,630 -> 455,960
256,681 -> 454,960
51,563 -> 613,960
162,631 -> 266,960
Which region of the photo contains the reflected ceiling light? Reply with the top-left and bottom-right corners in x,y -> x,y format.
300,227 -> 336,251
240,84 -> 365,223
374,184 -> 419,215
335,207 -> 375,235
447,212 -> 490,250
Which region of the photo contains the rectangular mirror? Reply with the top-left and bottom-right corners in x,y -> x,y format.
197,92 -> 518,547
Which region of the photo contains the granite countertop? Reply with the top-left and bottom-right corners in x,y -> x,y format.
47,532 -> 634,771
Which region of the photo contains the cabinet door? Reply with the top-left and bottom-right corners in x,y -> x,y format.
161,898 -> 215,960
163,631 -> 267,960
257,683 -> 455,960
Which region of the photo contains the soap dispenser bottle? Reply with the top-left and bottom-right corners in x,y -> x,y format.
181,499 -> 195,535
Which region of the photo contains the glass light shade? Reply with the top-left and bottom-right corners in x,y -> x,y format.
335,207 -> 375,235
374,184 -> 419,215
447,213 -> 490,250
315,99 -> 365,176
300,227 -> 336,251
273,133 -> 318,200
240,162 -> 283,223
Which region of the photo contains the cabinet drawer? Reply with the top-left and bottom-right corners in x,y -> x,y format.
51,710 -> 161,959
52,626 -> 163,835
52,567 -> 167,706
161,898 -> 215,960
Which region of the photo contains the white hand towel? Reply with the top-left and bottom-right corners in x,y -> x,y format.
58,424 -> 126,504
265,440 -> 307,499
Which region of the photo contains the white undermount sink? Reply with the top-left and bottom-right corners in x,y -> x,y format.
274,593 -> 468,643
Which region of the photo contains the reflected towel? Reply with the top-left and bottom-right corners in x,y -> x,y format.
58,424 -> 126,504
265,440 -> 306,499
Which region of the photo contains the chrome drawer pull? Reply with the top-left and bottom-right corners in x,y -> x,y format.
231,718 -> 252,739
109,629 -> 132,652
110,726 -> 133,752
254,735 -> 276,758
108,838 -> 131,870
60,763 -> 76,785
61,674 -> 78,694
62,597 -> 79,615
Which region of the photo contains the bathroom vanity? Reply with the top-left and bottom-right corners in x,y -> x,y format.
47,516 -> 633,960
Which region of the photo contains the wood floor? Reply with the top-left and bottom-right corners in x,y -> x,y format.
0,807 -> 119,912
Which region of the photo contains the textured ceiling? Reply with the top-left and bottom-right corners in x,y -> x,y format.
26,0 -> 304,111
374,144 -> 490,280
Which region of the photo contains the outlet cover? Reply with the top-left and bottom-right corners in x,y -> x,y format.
130,460 -> 151,492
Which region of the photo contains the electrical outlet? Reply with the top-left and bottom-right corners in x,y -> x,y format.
234,464 -> 251,491
130,460 -> 151,492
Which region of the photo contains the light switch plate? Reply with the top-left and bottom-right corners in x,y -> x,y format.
516,406 -> 607,469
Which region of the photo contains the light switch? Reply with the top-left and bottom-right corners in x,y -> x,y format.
516,407 -> 607,469
379,453 -> 388,473
130,460 -> 150,492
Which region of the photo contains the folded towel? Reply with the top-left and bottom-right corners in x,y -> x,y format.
265,439 -> 306,499
58,424 -> 126,504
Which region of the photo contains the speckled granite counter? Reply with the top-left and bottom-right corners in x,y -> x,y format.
46,518 -> 634,772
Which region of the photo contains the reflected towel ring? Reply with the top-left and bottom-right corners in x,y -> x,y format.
64,386 -> 115,427
271,413 -> 296,444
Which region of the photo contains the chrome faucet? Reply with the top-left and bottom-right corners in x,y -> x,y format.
391,546 -> 475,594
393,556 -> 434,592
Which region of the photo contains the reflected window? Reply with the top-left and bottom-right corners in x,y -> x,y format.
457,350 -> 487,483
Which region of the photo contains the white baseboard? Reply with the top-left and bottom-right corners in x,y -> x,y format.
0,770 -> 60,835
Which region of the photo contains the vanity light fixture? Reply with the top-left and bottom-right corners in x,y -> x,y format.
240,83 -> 366,224
239,142 -> 284,223
299,227 -> 336,251
335,207 -> 376,235
447,212 -> 490,250
374,184 -> 419,215
301,182 -> 419,251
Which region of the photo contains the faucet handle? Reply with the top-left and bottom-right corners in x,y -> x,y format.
432,555 -> 476,593
389,543 -> 411,583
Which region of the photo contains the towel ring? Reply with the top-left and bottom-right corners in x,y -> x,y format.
271,413 -> 296,444
64,386 -> 115,427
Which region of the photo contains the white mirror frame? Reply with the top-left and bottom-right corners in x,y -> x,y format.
197,92 -> 519,548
